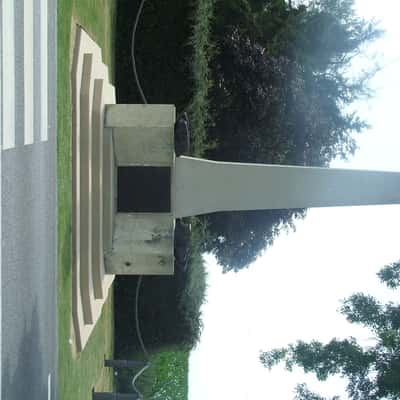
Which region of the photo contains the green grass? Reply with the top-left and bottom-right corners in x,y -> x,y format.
138,349 -> 189,400
57,1 -> 116,399
116,349 -> 189,400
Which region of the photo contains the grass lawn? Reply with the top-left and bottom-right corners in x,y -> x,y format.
116,348 -> 189,399
139,349 -> 189,399
57,1 -> 116,399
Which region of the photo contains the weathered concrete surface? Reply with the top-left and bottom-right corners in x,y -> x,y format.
71,26 -> 115,352
173,156 -> 400,218
105,213 -> 174,275
105,104 -> 175,167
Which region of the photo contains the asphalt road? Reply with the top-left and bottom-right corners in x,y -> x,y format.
1,1 -> 57,399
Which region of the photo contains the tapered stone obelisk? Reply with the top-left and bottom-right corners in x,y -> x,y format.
173,156 -> 400,218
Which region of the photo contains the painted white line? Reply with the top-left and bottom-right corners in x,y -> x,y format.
0,5 -> 2,393
24,0 -> 34,146
48,373 -> 51,400
40,0 -> 48,142
0,8 -> 3,399
2,0 -> 15,150
0,3 -> 4,148
0,1 -> 2,149
0,85 -> 2,400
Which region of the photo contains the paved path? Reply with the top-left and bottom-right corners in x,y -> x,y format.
1,1 -> 57,399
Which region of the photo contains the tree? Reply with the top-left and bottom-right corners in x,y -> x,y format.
378,261 -> 400,289
259,261 -> 400,399
294,383 -> 340,400
202,0 -> 382,271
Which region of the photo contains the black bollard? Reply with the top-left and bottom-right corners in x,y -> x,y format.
174,111 -> 191,156
104,359 -> 147,369
92,392 -> 139,400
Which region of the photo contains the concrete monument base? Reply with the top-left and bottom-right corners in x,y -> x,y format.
72,27 -> 116,352
70,28 -> 400,353
71,28 -> 176,352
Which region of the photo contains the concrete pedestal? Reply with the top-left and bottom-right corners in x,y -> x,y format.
105,213 -> 174,275
104,104 -> 176,275
105,104 -> 175,167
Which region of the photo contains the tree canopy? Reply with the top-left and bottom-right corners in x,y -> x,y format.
201,0 -> 382,271
259,261 -> 400,400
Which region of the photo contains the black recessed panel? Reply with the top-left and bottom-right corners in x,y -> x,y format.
117,167 -> 171,212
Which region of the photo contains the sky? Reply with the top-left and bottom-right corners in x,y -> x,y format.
189,1 -> 400,399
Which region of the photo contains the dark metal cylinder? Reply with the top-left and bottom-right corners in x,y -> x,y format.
92,392 -> 139,400
104,359 -> 146,369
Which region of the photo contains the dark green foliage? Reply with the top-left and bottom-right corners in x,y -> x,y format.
114,0 -> 211,355
201,0 -> 381,271
186,0 -> 215,155
294,383 -> 340,400
115,0 -> 214,154
378,261 -> 400,289
114,264 -> 205,355
114,221 -> 207,355
260,262 -> 400,400
115,0 -> 214,156
203,208 -> 305,272
268,0 -> 382,70
115,0 -> 192,107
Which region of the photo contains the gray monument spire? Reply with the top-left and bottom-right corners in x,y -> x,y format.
173,156 -> 400,218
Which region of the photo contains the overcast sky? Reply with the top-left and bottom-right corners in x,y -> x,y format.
189,1 -> 400,399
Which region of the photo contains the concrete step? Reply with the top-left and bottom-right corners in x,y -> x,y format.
71,26 -> 116,352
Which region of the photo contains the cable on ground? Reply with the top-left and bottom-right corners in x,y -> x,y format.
129,1 -> 151,398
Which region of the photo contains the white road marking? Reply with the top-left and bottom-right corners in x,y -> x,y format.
0,99 -> 2,400
2,0 -> 15,150
40,0 -> 48,142
0,6 -> 3,398
0,18 -> 2,396
24,0 -> 34,146
0,1 -> 2,149
48,373 -> 51,400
